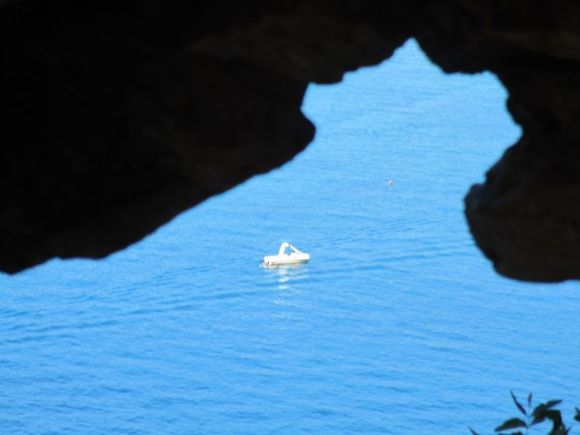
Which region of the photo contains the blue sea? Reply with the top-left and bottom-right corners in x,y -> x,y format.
1,40 -> 579,434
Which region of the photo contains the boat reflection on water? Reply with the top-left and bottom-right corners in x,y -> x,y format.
278,264 -> 310,291
267,264 -> 310,316
262,261 -> 310,292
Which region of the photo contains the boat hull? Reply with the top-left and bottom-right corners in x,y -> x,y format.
262,253 -> 310,267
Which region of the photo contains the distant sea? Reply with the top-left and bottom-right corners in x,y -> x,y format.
1,40 -> 579,434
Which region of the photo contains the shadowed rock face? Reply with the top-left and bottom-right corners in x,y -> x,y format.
1,0 -> 580,281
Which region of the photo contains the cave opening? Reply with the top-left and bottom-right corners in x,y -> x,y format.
1,39 -> 580,433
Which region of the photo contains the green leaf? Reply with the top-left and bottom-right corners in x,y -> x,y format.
531,414 -> 546,425
511,390 -> 527,416
544,409 -> 563,428
527,393 -> 533,408
574,407 -> 580,422
468,427 -> 479,435
532,403 -> 548,424
548,425 -> 569,435
545,400 -> 562,409
495,418 -> 527,432
532,407 -> 562,427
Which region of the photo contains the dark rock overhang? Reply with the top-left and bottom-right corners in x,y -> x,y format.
1,1 -> 579,281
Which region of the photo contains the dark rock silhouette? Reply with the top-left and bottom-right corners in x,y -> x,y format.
1,1 -> 579,281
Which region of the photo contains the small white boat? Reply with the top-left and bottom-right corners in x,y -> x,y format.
262,242 -> 310,266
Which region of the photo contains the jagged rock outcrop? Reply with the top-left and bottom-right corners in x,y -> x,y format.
1,0 -> 580,281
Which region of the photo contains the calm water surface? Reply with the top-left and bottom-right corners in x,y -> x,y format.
1,40 -> 579,434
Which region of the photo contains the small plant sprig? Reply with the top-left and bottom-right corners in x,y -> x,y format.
469,391 -> 580,435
